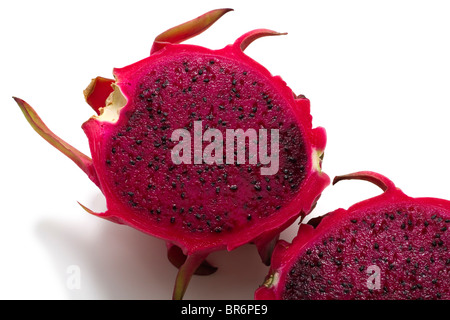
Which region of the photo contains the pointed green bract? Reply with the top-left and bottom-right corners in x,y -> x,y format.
233,29 -> 287,52
150,8 -> 233,54
167,244 -> 217,276
172,253 -> 209,300
13,97 -> 99,186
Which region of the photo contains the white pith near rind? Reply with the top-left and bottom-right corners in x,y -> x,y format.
94,83 -> 127,123
313,149 -> 324,173
264,271 -> 280,289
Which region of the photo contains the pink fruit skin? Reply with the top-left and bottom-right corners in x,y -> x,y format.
14,9 -> 330,299
255,171 -> 450,300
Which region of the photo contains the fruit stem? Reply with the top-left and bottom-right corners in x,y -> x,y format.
172,252 -> 209,300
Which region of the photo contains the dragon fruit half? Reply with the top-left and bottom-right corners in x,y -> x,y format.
255,171 -> 450,300
14,9 -> 329,299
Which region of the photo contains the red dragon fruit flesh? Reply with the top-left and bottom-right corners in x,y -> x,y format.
14,9 -> 329,299
255,171 -> 450,300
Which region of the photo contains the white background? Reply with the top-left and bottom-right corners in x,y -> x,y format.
2,0 -> 450,299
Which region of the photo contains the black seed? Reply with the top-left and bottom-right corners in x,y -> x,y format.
216,187 -> 220,194
266,185 -> 271,191
247,214 -> 252,221
154,165 -> 159,171
203,97 -> 207,102
209,60 -> 215,65
359,266 -> 365,272
192,77 -> 197,82
230,185 -> 238,191
106,159 -> 111,165
111,147 -> 116,154
374,243 -> 379,250
136,140 -> 143,145
351,219 -> 357,224
431,214 -> 437,220
198,69 -> 203,75
129,160 -> 135,166
214,227 -> 222,233
254,185 -> 261,191
127,192 -> 134,196
181,192 -> 186,199
195,213 -> 201,219
219,105 -> 225,110
170,217 -> 175,224
232,79 -> 237,85
441,226 -> 447,232
401,223 -> 406,229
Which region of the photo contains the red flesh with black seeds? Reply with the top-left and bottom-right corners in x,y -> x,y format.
255,172 -> 450,300
14,9 -> 329,299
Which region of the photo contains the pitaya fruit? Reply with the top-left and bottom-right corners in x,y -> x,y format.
255,171 -> 450,300
13,8 -> 329,299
